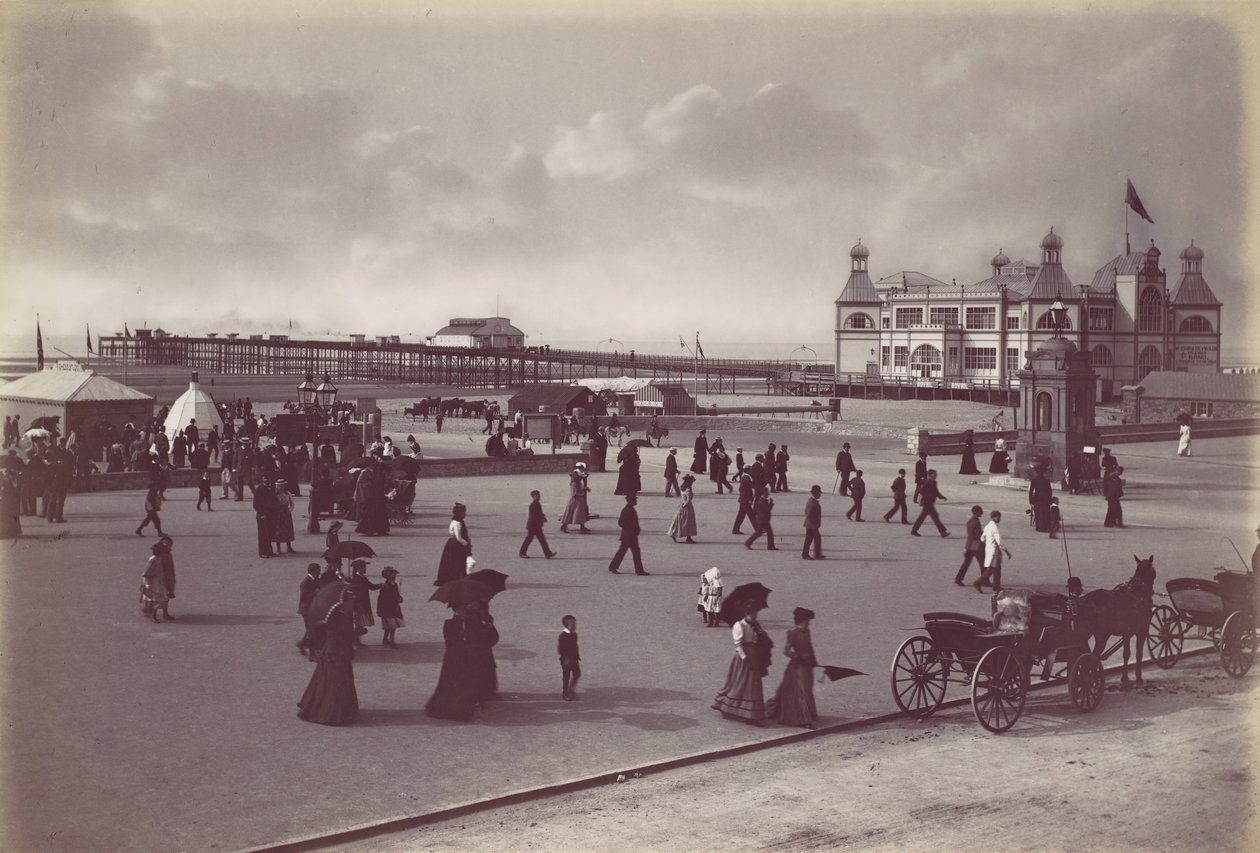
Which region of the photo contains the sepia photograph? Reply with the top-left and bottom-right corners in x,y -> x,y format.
1,1 -> 1257,850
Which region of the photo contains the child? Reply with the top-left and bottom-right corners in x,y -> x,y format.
1048,496 -> 1062,539
377,567 -> 404,647
196,470 -> 213,511
558,614 -> 581,700
220,465 -> 233,500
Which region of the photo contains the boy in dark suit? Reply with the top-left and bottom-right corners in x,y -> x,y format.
845,470 -> 866,521
558,614 -> 581,700
609,494 -> 648,574
883,468 -> 909,523
520,489 -> 557,558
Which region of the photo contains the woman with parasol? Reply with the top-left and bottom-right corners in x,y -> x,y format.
435,503 -> 472,586
768,607 -> 820,728
668,474 -> 699,544
559,463 -> 591,534
425,601 -> 480,721
297,582 -> 359,726
712,594 -> 772,725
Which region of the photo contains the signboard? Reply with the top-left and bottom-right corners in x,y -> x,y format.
522,413 -> 562,453
1174,344 -> 1215,368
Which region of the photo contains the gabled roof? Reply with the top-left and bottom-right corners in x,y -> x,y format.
508,384 -> 601,411
1169,272 -> 1221,306
1089,252 -> 1146,295
836,270 -> 880,303
0,369 -> 154,403
872,271 -> 949,293
1133,371 -> 1260,402
435,317 -> 525,337
574,376 -> 655,393
969,268 -> 1039,301
1025,261 -> 1075,301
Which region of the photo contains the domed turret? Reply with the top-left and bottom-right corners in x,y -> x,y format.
992,248 -> 1010,268
1040,227 -> 1063,266
850,239 -> 870,260
1180,240 -> 1204,262
1040,227 -> 1063,251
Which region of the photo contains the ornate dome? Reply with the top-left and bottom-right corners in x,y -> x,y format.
991,248 -> 1011,268
1180,240 -> 1204,261
1035,337 -> 1078,357
1040,227 -> 1063,251
1145,239 -> 1161,260
850,239 -> 870,260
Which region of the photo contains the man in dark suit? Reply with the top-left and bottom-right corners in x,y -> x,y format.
955,504 -> 985,585
844,470 -> 866,521
733,447 -> 745,479
520,489 -> 557,558
297,562 -> 322,659
745,485 -> 776,550
775,446 -> 790,492
835,442 -> 855,496
801,484 -> 824,560
609,494 -> 648,575
664,448 -> 681,496
883,468 -> 909,523
253,475 -> 278,557
731,471 -> 755,534
748,454 -> 767,493
912,450 -> 929,503
910,470 -> 950,538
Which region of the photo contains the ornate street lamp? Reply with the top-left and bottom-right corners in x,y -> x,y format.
1049,296 -> 1068,339
314,374 -> 339,409
296,372 -> 318,407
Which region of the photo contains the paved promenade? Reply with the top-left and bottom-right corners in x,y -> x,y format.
1,432 -> 1256,851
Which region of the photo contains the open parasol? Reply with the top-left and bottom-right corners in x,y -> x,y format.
307,579 -> 354,620
23,427 -> 51,440
29,416 -> 61,432
817,665 -> 866,682
718,582 -> 772,626
466,569 -> 509,595
321,540 -> 376,561
429,577 -> 496,607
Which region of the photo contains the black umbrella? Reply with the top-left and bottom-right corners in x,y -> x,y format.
616,444 -> 638,463
391,456 -> 421,477
624,438 -> 652,450
307,579 -> 353,620
817,665 -> 866,682
1175,412 -> 1192,426
321,540 -> 376,561
29,416 -> 61,431
718,582 -> 772,626
467,569 -> 509,595
429,577 -> 496,607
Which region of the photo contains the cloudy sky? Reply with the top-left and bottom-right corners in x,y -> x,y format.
2,1 -> 1253,354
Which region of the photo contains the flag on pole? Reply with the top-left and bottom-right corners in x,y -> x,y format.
679,335 -> 687,351
36,317 -> 45,370
86,323 -> 94,353
1125,179 -> 1154,224
695,334 -> 705,358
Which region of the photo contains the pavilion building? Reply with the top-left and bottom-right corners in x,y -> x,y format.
833,229 -> 1222,399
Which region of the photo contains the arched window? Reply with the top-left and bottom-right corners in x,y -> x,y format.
1137,345 -> 1162,379
1035,392 -> 1053,431
1090,344 -> 1113,367
1035,311 -> 1073,330
1138,287 -> 1164,332
1179,315 -> 1212,333
910,344 -> 943,365
844,312 -> 875,329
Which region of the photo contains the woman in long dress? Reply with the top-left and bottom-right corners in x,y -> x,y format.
668,475 -> 698,543
768,607 -> 820,728
959,430 -> 980,475
1177,423 -> 1192,457
435,503 -> 472,586
272,479 -> 297,553
465,600 -> 500,703
297,584 -> 360,726
698,566 -> 723,627
691,430 -> 709,474
712,601 -> 772,724
141,542 -> 171,623
988,437 -> 1011,474
559,464 -> 591,533
613,445 -> 641,496
354,459 -> 391,536
425,606 -> 478,721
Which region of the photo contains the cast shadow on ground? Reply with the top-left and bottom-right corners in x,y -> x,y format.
171,613 -> 292,626
353,640 -> 446,665
507,581 -> 590,590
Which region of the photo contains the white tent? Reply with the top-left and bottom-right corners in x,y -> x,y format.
163,372 -> 224,438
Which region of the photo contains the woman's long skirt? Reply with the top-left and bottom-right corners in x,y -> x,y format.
425,648 -> 477,721
559,495 -> 588,527
435,538 -> 470,586
297,659 -> 359,725
768,659 -> 818,726
712,654 -> 766,721
959,449 -> 980,475
668,504 -> 697,539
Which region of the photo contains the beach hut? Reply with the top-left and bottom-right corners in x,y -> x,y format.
508,385 -> 606,418
163,372 -> 225,437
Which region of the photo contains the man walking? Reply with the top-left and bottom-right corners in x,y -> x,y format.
975,510 -> 1011,592
520,489 -> 557,559
732,471 -> 755,534
835,442 -> 855,496
135,484 -> 164,537
912,450 -> 928,503
775,445 -> 790,492
955,505 -> 985,585
253,475 -> 278,558
910,469 -> 950,538
844,469 -> 866,521
1103,468 -> 1125,528
801,484 -> 824,560
883,468 -> 909,524
609,494 -> 648,575
664,448 -> 681,497
745,486 -> 776,550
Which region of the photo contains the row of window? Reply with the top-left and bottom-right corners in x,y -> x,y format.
875,342 -> 1163,377
848,309 -> 1213,333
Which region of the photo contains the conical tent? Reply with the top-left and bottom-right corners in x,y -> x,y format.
163,372 -> 224,438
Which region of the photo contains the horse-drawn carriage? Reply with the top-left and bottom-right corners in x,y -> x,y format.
1147,568 -> 1255,677
891,585 -> 1106,733
327,457 -> 419,527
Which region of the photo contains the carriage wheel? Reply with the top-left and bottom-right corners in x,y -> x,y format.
890,636 -> 949,718
971,646 -> 1028,733
1220,611 -> 1256,678
1146,604 -> 1184,669
1068,653 -> 1105,712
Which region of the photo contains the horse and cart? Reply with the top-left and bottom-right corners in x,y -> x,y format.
891,556 -> 1161,733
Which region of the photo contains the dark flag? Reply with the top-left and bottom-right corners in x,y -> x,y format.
679,335 -> 687,351
86,323 -> 94,354
1125,179 -> 1154,224
124,323 -> 132,339
696,334 -> 705,358
36,317 -> 45,370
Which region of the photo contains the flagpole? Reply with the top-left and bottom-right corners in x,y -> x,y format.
694,331 -> 699,416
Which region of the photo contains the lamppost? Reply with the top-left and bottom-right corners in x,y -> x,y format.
595,337 -> 625,356
789,344 -> 818,370
297,371 -> 340,442
1049,295 -> 1068,340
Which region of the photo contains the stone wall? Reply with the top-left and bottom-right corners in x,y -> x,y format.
1121,387 -> 1260,424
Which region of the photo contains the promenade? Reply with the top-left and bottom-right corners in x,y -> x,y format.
1,431 -> 1256,851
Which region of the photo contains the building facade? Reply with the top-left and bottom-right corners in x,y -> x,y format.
431,317 -> 526,349
834,231 -> 1222,398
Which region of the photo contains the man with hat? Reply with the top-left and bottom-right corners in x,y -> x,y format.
253,474 -> 278,558
801,485 -> 825,560
297,563 -> 322,660
608,494 -> 648,575
731,468 -> 755,535
733,447 -> 745,479
835,442 -> 855,496
664,448 -> 681,497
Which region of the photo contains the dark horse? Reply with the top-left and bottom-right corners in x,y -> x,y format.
1079,555 -> 1157,688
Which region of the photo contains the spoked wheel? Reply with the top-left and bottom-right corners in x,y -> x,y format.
1220,611 -> 1256,678
890,636 -> 949,718
1068,652 -> 1105,712
1146,604 -> 1185,669
971,645 -> 1028,733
